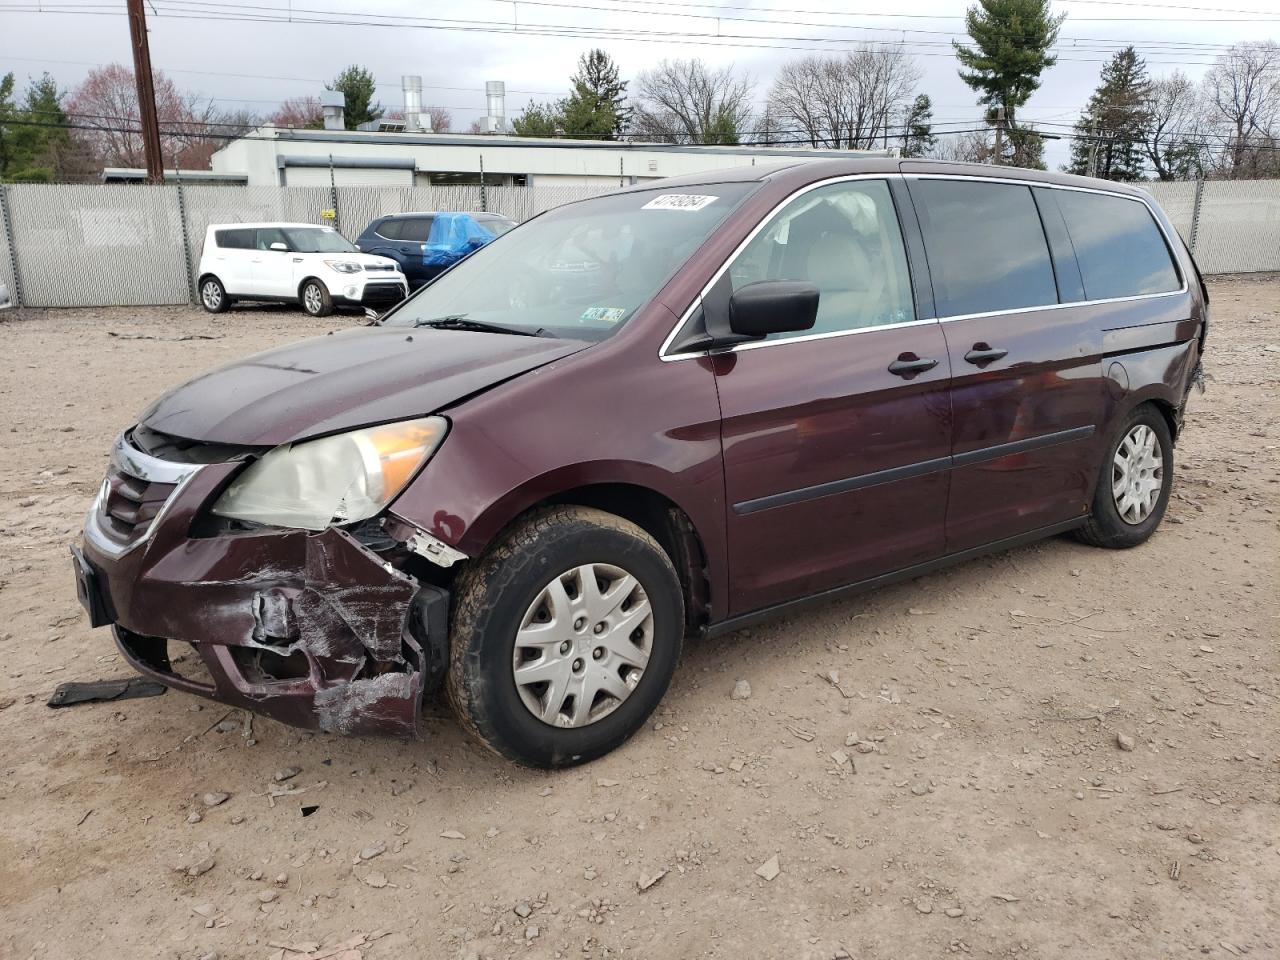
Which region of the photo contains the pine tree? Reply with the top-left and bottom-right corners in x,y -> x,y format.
511,101 -> 563,138
953,0 -> 1065,167
561,49 -> 630,140
901,94 -> 936,158
1066,47 -> 1151,180
327,66 -> 383,129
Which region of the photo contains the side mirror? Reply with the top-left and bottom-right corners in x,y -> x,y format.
269,241 -> 288,252
728,280 -> 819,339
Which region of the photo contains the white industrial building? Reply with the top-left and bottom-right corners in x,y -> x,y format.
206,77 -> 887,188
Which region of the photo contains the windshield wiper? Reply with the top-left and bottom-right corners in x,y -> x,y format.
410,315 -> 548,338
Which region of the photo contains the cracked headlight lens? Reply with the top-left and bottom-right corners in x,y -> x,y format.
211,417 -> 446,530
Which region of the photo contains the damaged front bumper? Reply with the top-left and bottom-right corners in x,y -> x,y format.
74,434 -> 450,738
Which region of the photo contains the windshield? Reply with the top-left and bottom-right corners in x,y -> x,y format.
285,226 -> 357,253
384,183 -> 758,339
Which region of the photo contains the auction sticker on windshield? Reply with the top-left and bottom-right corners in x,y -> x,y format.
642,194 -> 718,211
581,306 -> 627,324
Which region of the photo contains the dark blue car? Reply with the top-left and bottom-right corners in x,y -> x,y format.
355,211 -> 518,290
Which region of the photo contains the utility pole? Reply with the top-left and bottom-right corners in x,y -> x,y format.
126,0 -> 165,184
1087,119 -> 1100,179
992,106 -> 1005,166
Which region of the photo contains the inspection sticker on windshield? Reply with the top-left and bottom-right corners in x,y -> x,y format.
581,306 -> 627,324
642,194 -> 717,212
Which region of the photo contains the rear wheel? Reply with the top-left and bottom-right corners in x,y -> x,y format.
1075,404 -> 1174,549
447,506 -> 684,768
300,279 -> 333,317
199,276 -> 229,313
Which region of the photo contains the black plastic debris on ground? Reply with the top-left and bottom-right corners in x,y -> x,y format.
48,677 -> 168,708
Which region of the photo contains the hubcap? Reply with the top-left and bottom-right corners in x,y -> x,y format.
1112,424 -> 1163,525
512,563 -> 653,729
304,284 -> 322,313
201,282 -> 221,309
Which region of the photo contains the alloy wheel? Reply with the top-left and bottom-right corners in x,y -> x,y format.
1112,423 -> 1163,525
511,563 -> 653,728
303,283 -> 323,315
201,281 -> 221,310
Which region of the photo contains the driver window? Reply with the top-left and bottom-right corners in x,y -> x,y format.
255,227 -> 288,251
727,179 -> 915,340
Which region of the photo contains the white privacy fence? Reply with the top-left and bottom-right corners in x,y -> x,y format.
0,181 -> 616,308
0,178 -> 1276,308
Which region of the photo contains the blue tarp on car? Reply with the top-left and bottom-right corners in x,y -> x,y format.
422,213 -> 497,267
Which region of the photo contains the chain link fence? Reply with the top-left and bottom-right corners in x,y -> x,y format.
1,178 -> 1277,308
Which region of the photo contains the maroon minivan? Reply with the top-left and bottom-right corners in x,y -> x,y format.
73,158 -> 1207,767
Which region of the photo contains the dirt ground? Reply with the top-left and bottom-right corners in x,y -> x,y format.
0,282 -> 1276,960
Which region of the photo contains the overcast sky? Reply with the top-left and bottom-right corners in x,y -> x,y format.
2,0 -> 1276,167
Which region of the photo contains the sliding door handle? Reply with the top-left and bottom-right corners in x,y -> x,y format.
964,344 -> 1008,365
888,353 -> 939,378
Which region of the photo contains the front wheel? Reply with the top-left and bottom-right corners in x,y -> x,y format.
300,279 -> 333,317
1075,404 -> 1174,549
447,506 -> 684,768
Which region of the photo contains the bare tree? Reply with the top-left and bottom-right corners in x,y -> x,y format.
631,59 -> 754,144
933,129 -> 995,164
1142,72 -> 1209,181
66,63 -> 255,170
1203,41 -> 1280,178
269,96 -> 322,129
425,105 -> 452,134
767,47 -> 922,150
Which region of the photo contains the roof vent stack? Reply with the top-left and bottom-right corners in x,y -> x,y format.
320,90 -> 345,131
484,80 -> 506,134
403,75 -> 426,133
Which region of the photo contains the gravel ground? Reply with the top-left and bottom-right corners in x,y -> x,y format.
0,282 -> 1276,960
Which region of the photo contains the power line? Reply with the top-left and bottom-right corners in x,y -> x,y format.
0,0 -> 1253,65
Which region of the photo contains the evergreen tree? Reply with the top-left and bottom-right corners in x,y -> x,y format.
953,0 -> 1065,166
561,49 -> 630,140
327,66 -> 383,129
511,101 -> 563,138
1066,47 -> 1151,180
901,94 -> 936,158
0,72 -> 71,181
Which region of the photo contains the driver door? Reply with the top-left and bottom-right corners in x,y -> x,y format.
711,178 -> 953,615
251,226 -> 297,298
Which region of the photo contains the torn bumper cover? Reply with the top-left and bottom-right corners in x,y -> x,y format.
77,452 -> 449,738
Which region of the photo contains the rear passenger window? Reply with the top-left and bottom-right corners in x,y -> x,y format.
1052,191 -> 1181,300
726,179 -> 915,340
214,229 -> 253,249
375,219 -> 404,240
911,179 -> 1058,317
399,218 -> 434,243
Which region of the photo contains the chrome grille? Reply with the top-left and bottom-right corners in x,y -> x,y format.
85,433 -> 203,557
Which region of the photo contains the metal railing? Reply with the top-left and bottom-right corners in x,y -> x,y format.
0,178 -> 1274,308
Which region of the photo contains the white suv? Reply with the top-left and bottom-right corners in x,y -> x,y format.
197,222 -> 408,316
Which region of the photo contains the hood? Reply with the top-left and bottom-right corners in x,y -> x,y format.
139,326 -> 587,445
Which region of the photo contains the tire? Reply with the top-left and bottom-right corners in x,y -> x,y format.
199,276 -> 229,313
1074,403 -> 1174,549
447,506 -> 684,768
300,279 -> 333,317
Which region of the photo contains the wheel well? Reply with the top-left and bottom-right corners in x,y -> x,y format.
534,484 -> 712,636
197,272 -> 220,287
1144,398 -> 1180,444
297,277 -> 323,299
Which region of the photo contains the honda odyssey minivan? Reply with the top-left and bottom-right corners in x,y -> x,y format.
74,159 -> 1207,767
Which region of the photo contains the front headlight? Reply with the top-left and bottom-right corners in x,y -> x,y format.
211,417 -> 447,530
324,260 -> 362,274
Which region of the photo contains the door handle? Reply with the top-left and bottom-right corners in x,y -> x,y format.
964,343 -> 1008,365
292,257 -> 303,263
888,353 -> 939,378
